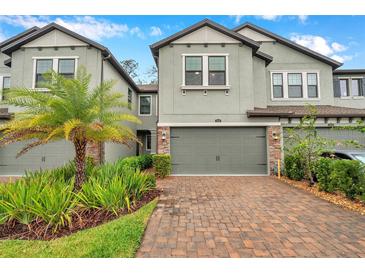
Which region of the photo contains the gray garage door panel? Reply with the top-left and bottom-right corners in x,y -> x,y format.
284,127 -> 365,151
0,140 -> 75,175
170,127 -> 267,175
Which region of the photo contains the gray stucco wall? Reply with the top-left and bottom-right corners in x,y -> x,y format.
101,56 -> 138,163
137,93 -> 158,130
332,73 -> 365,109
259,41 -> 335,106
0,53 -> 11,75
158,43 -> 257,123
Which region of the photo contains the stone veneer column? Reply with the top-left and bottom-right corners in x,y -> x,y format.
157,126 -> 170,154
267,126 -> 282,175
86,141 -> 104,164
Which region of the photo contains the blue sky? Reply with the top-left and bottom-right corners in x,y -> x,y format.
0,15 -> 364,82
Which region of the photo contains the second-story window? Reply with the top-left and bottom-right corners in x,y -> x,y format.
288,73 -> 303,98
35,59 -> 53,88
351,79 -> 363,96
185,56 -> 202,85
307,73 -> 318,98
208,56 -> 226,85
58,59 -> 75,79
340,79 -> 350,97
139,95 -> 152,116
272,73 -> 283,98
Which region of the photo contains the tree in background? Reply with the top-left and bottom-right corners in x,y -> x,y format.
120,59 -> 141,83
284,105 -> 336,185
120,59 -> 158,85
145,65 -> 158,84
0,67 -> 141,189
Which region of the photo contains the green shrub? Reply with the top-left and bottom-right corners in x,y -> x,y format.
0,178 -> 45,225
139,154 -> 153,170
314,158 -> 334,192
330,160 -> 365,199
284,154 -> 304,181
31,180 -> 75,231
152,154 -> 171,178
77,169 -> 156,213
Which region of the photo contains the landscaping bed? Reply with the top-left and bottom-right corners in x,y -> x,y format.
0,154 -> 168,241
0,200 -> 157,258
0,189 -> 160,240
276,176 -> 365,215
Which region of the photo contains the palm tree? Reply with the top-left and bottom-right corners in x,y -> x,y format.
0,66 -> 141,189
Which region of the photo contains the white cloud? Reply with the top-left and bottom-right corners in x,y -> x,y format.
331,42 -> 347,52
0,15 -> 130,41
54,16 -> 129,41
256,15 -> 281,21
232,15 -> 244,24
0,15 -> 50,29
149,26 -> 162,36
330,54 -> 353,63
290,34 -> 351,63
0,29 -> 7,42
130,26 -> 145,39
298,15 -> 308,24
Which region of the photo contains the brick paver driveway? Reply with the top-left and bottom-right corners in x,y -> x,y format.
137,176 -> 365,258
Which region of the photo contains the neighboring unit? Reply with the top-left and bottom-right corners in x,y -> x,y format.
0,23 -> 157,175
150,19 -> 365,175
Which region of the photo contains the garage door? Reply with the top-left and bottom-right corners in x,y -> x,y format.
170,127 -> 268,175
284,127 -> 365,150
0,140 -> 75,175
317,128 -> 365,149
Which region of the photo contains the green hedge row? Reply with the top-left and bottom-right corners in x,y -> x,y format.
152,154 -> 171,178
315,158 -> 365,200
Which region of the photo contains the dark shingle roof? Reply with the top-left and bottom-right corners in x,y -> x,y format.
233,22 -> 342,69
1,23 -> 139,92
333,69 -> 365,75
137,84 -> 158,93
149,19 -> 273,65
247,105 -> 365,118
0,26 -> 40,50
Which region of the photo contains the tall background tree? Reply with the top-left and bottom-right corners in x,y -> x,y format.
120,58 -> 158,84
120,59 -> 141,83
0,67 -> 141,189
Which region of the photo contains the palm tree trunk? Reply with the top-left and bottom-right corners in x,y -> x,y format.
74,138 -> 87,190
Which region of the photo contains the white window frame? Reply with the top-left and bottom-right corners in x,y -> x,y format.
270,70 -> 320,101
181,53 -> 230,89
338,77 -> 364,99
0,74 -> 11,101
138,94 -> 152,116
32,56 -> 79,90
145,134 -> 152,151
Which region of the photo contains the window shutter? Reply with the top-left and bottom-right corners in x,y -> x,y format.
333,76 -> 341,97
362,77 -> 365,96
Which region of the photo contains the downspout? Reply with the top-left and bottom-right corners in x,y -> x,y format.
98,52 -> 111,164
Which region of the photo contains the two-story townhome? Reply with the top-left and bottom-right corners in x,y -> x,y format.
151,19 -> 365,175
0,23 -> 157,175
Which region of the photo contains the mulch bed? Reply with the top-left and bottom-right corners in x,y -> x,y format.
0,189 -> 161,241
275,176 -> 365,215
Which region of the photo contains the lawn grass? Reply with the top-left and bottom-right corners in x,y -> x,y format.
0,199 -> 157,258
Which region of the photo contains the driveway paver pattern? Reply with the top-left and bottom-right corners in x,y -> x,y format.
137,176 -> 365,257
